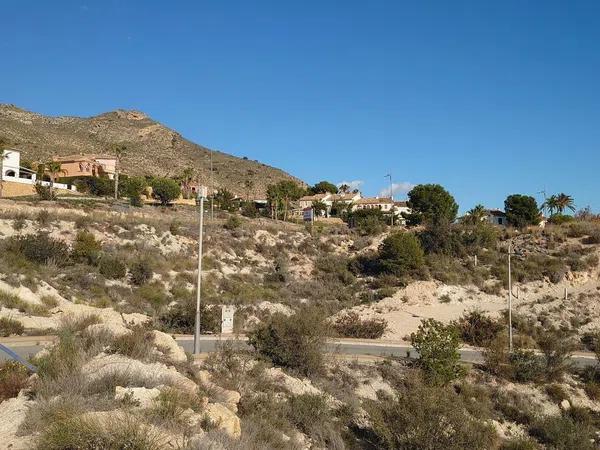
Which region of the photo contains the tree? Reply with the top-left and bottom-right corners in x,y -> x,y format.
151,178 -> 181,205
309,181 -> 338,194
214,188 -> 236,212
464,204 -> 487,225
405,184 -> 459,226
266,180 -> 305,221
542,195 -> 559,217
378,232 -> 425,276
111,143 -> 127,200
122,176 -> 147,207
555,193 -> 575,215
338,183 -> 350,194
44,161 -> 66,198
410,318 -> 464,385
312,200 -> 328,217
504,194 -> 540,228
179,167 -> 197,199
244,178 -> 254,201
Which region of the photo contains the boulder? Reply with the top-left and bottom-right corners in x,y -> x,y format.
202,403 -> 241,439
114,386 -> 161,408
152,330 -> 187,364
0,392 -> 35,450
196,370 -> 241,412
87,322 -> 131,337
81,353 -> 198,395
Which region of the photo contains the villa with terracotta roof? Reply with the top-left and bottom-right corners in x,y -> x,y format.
52,154 -> 117,179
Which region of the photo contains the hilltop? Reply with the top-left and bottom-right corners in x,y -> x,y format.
0,104 -> 303,197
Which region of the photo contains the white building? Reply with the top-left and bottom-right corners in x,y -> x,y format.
486,209 -> 507,226
1,149 -> 75,191
1,149 -> 37,182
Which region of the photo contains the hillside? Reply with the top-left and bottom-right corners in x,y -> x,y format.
0,104 -> 303,198
2,200 -> 600,448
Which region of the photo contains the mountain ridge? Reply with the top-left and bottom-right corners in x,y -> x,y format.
0,104 -> 304,198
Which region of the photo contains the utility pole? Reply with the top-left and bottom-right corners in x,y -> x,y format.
508,242 -> 514,353
385,173 -> 394,227
193,186 -> 207,354
210,149 -> 214,220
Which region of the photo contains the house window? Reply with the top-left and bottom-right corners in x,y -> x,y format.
498,218 -> 503,225
5,170 -> 16,177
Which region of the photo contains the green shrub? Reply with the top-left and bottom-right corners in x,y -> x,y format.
157,300 -> 220,334
151,178 -> 181,205
36,209 -> 52,228
287,394 -> 330,434
98,255 -> 127,279
545,384 -> 570,404
509,348 -> 544,382
224,215 -> 242,230
108,325 -> 155,360
378,232 -> 425,276
454,310 -> 503,347
366,375 -> 497,450
129,259 -> 153,286
35,415 -> 162,450
74,215 -> 91,230
537,331 -> 574,381
34,183 -> 56,200
0,361 -> 29,402
0,317 -> 25,337
500,437 -> 540,450
410,319 -> 464,385
123,176 -> 147,207
0,291 -> 50,316
332,312 -> 387,339
529,415 -> 595,450
349,209 -> 387,235
248,308 -> 327,376
71,231 -> 102,264
6,233 -> 70,265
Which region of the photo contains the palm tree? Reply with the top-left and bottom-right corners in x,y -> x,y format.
555,193 -> 575,215
180,167 -> 196,199
44,161 -> 66,197
465,204 -> 487,224
112,144 -> 127,199
244,178 -> 254,202
542,195 -> 559,217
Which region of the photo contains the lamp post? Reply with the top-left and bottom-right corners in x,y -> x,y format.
193,186 -> 208,354
385,173 -> 394,227
508,242 -> 514,352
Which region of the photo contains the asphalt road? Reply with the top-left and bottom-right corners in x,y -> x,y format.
2,335 -> 597,369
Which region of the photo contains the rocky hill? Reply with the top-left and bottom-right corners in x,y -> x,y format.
0,104 -> 303,198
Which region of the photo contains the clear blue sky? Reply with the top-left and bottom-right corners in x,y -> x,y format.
3,1 -> 599,212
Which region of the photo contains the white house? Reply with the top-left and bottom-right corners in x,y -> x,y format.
486,209 -> 507,226
1,149 -> 75,192
353,197 -> 395,213
1,149 -> 37,182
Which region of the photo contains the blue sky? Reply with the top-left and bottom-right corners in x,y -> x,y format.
2,1 -> 599,212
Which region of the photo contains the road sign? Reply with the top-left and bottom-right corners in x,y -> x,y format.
303,207 -> 314,222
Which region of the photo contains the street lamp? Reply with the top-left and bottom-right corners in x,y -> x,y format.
508,242 -> 515,352
194,186 -> 208,354
385,173 -> 393,227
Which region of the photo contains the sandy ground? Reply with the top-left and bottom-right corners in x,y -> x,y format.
342,274 -> 600,341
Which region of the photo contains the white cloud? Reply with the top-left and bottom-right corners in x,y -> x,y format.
379,181 -> 415,198
337,180 -> 364,191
